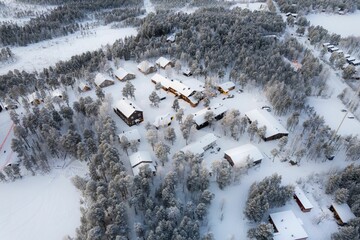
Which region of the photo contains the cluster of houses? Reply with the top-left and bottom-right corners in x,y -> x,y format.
323,42 -> 360,66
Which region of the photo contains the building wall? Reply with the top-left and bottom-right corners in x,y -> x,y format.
113,108 -> 143,127
224,154 -> 235,166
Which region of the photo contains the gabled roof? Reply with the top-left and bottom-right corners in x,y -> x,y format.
218,81 -> 235,91
193,103 -> 228,126
156,57 -> 172,68
151,74 -> 195,97
224,144 -> 263,166
270,210 -> 308,240
331,202 -> 356,224
129,151 -> 153,168
167,34 -> 176,42
94,73 -> 113,86
114,67 -> 135,80
79,82 -> 90,90
153,113 -> 173,128
180,133 -> 217,155
118,129 -> 141,142
113,98 -> 143,118
245,109 -> 288,138
137,60 -> 155,72
294,186 -> 313,210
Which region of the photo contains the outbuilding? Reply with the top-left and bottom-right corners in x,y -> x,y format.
217,81 -> 235,94
113,98 -> 143,126
180,133 -> 217,156
330,202 -> 356,225
294,186 -> 313,212
269,210 -> 308,240
118,129 -> 141,143
156,57 -> 174,69
78,82 -> 91,92
224,144 -> 263,167
153,113 -> 174,129
137,60 -> 157,75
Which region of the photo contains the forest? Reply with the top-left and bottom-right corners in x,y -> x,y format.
276,0 -> 360,13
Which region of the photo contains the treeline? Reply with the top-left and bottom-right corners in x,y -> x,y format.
95,7 -> 145,25
0,0 -> 143,46
276,0 -> 360,13
151,0 -> 222,9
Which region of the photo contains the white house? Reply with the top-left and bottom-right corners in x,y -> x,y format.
129,151 -> 156,176
114,67 -> 136,81
137,60 -> 156,74
156,57 -> 173,69
94,73 -> 114,88
224,144 -> 263,167
245,109 -> 289,141
180,133 -> 217,156
193,103 -> 228,129
153,113 -> 173,129
118,129 -> 141,143
270,210 -> 308,240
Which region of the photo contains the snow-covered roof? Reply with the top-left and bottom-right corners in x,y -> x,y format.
351,59 -> 360,65
166,34 -> 176,42
79,82 -> 90,90
129,151 -> 153,168
156,57 -> 172,68
331,202 -> 356,224
224,144 -> 263,166
94,73 -> 113,86
347,57 -> 356,62
113,98 -> 143,118
137,60 -> 155,72
180,133 -> 217,155
118,129 -> 141,142
27,92 -> 41,103
132,162 -> 156,176
327,45 -> 335,49
183,78 -> 205,92
153,113 -> 173,128
156,90 -> 167,99
193,103 -> 228,126
151,74 -> 195,97
51,89 -> 62,98
114,67 -> 134,80
294,186 -> 313,210
218,81 -> 235,91
322,42 -> 331,47
344,54 -> 351,59
245,109 -> 288,138
270,210 -> 308,240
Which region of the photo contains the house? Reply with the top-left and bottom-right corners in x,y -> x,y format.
269,210 -> 308,240
322,42 -> 331,47
153,113 -> 173,129
166,34 -> 176,43
183,69 -> 192,77
27,92 -> 43,105
137,60 -> 156,75
245,109 -> 289,141
350,59 -> 360,66
156,57 -> 174,69
113,98 -> 143,126
151,74 -> 200,107
328,46 -> 340,53
114,67 -> 136,81
344,54 -> 351,59
118,129 -> 141,143
193,103 -> 228,129
78,82 -> 91,92
294,186 -> 313,212
330,202 -> 356,225
180,133 -> 217,156
94,73 -> 114,88
129,151 -> 156,176
224,144 -> 263,167
217,81 -> 235,94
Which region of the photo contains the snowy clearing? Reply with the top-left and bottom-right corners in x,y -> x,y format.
0,162 -> 86,240
0,25 -> 137,74
307,11 -> 360,37
229,2 -> 267,11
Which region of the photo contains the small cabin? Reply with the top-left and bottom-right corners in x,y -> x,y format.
294,186 -> 313,212
114,67 -> 136,81
137,60 -> 157,75
217,81 -> 235,94
78,82 -> 91,92
156,57 -> 174,69
330,202 -> 356,226
94,73 -> 114,88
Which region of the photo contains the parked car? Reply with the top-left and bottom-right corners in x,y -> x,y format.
348,116 -> 355,119
227,94 -> 234,99
261,106 -> 271,112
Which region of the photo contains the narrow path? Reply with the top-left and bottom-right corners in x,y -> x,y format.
0,122 -> 14,152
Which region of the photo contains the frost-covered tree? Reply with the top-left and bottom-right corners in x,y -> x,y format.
176,108 -> 184,123
146,129 -> 158,151
164,127 -> 176,145
122,81 -> 136,99
154,142 -> 170,166
247,223 -> 274,240
172,98 -> 180,112
149,91 -> 160,107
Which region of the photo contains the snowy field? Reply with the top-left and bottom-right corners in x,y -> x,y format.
0,25 -> 137,74
0,162 -> 85,240
307,11 -> 360,37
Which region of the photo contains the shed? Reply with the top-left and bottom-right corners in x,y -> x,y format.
118,129 -> 141,143
153,113 -> 174,129
350,59 -> 360,66
78,82 -> 91,92
245,109 -> 288,141
224,144 -> 263,167
129,151 -> 156,176
137,60 -> 156,75
156,57 -> 174,69
183,69 -> 192,77
193,103 -> 228,129
27,92 -> 43,105
166,34 -> 176,43
294,186 -> 313,212
217,81 -> 235,94
113,98 -> 143,126
114,67 -> 136,81
269,210 -> 308,240
180,133 -> 217,156
94,73 -> 114,88
330,202 -> 356,225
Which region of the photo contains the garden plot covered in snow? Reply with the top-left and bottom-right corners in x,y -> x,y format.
307,11 -> 360,37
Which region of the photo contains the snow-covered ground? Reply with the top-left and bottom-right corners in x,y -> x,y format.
307,11 -> 360,37
0,25 -> 137,74
143,0 -> 155,14
0,161 -> 86,240
229,2 -> 267,11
